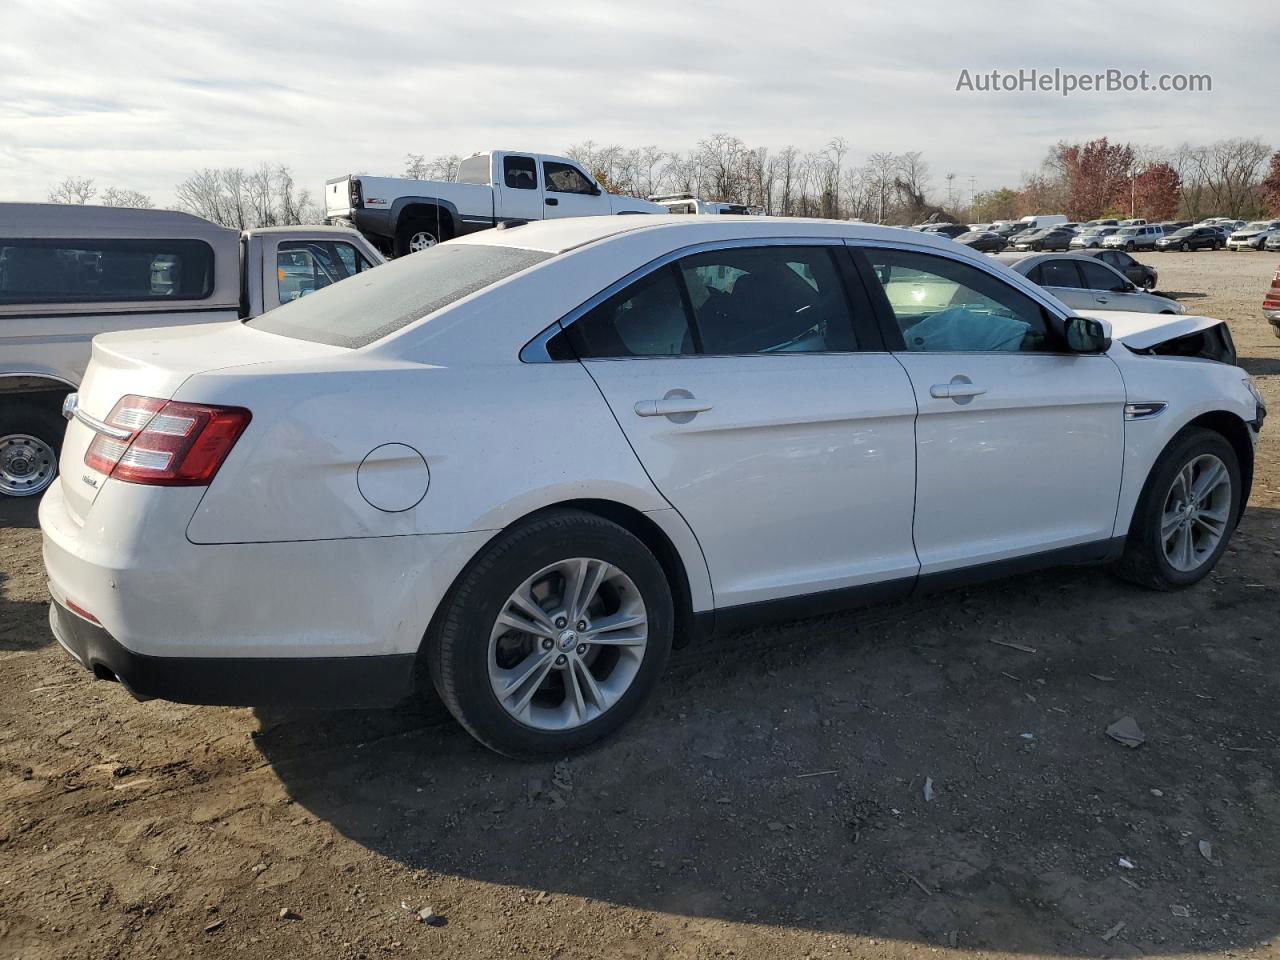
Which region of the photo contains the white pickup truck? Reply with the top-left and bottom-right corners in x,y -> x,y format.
326,150 -> 665,256
0,203 -> 383,497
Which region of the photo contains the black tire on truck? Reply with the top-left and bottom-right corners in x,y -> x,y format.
0,402 -> 64,497
394,218 -> 445,258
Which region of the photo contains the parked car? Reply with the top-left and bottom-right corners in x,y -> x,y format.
1265,233 -> 1280,252
1083,219 -> 1120,229
1075,248 -> 1159,290
1011,227 -> 1075,252
326,150 -> 665,257
1155,226 -> 1224,252
1265,264 -> 1280,338
1118,218 -> 1148,227
917,222 -> 970,239
1071,226 -> 1120,249
1103,224 -> 1163,251
987,221 -> 1023,237
41,217 -> 1263,758
0,203 -> 383,498
1226,220 -> 1280,251
955,230 -> 1008,253
999,252 -> 1184,314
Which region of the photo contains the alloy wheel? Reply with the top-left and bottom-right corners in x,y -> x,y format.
1160,454 -> 1232,573
0,433 -> 57,497
408,231 -> 438,253
487,558 -> 648,731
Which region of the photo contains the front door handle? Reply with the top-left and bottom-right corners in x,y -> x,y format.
545,197 -> 559,206
929,376 -> 987,404
634,397 -> 713,418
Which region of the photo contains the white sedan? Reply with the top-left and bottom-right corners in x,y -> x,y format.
41,217 -> 1265,758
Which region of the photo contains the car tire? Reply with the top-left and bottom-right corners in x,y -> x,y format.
393,219 -> 441,257
1113,428 -> 1241,591
0,403 -> 63,498
425,509 -> 674,759
1142,277 -> 1156,290
1124,241 -> 1135,251
1180,242 -> 1190,252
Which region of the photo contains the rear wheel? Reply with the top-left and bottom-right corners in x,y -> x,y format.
426,510 -> 674,759
1180,241 -> 1190,252
0,404 -> 62,498
1114,429 -> 1240,590
1142,276 -> 1156,290
393,219 -> 441,257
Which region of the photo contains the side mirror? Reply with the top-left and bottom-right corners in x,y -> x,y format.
1065,315 -> 1112,353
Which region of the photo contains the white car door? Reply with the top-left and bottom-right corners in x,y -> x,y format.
855,243 -> 1126,577
568,240 -> 920,610
540,160 -> 610,219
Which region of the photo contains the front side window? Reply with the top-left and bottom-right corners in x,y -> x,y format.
503,155 -> 538,190
1080,260 -> 1125,291
543,162 -> 596,195
276,240 -> 373,303
863,248 -> 1053,353
0,238 -> 214,305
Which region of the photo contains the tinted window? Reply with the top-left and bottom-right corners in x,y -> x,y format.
456,155 -> 491,185
249,243 -> 549,348
503,156 -> 538,190
678,246 -> 856,354
569,266 -> 695,358
543,162 -> 596,195
277,240 -> 373,303
863,249 -> 1052,352
1080,261 -> 1124,291
0,238 -> 214,305
1036,259 -> 1084,288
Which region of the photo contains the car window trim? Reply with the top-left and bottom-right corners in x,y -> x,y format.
523,236 -> 880,363
846,240 -> 1082,358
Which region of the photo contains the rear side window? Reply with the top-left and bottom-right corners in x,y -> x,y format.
249,243 -> 550,348
1034,259 -> 1083,288
569,266 -> 695,358
0,238 -> 214,305
503,156 -> 538,190
1080,260 -> 1124,291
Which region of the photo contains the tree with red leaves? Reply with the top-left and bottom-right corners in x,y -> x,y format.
1262,151 -> 1280,216
1133,163 -> 1182,221
1049,138 -> 1136,220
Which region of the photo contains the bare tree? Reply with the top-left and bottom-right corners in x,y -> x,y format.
47,177 -> 98,204
99,187 -> 154,209
175,164 -> 319,228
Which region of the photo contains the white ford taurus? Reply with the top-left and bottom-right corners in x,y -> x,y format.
41,216 -> 1265,757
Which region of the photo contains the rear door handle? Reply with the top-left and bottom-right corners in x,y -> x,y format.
929,379 -> 987,401
634,397 -> 713,418
545,197 -> 559,206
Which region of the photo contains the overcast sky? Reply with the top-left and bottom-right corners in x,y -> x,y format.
1,0 -> 1275,207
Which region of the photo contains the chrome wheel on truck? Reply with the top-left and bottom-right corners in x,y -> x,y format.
0,433 -> 57,496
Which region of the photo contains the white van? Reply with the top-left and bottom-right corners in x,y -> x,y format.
0,203 -> 383,496
1018,214 -> 1069,229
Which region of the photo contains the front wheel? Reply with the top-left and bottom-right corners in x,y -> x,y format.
1114,429 -> 1240,590
0,404 -> 63,497
426,510 -> 674,758
1124,241 -> 1135,251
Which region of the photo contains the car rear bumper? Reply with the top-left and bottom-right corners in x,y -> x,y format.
49,597 -> 415,707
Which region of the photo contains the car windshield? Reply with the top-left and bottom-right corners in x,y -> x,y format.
247,243 -> 552,348
1244,222 -> 1270,231
1117,228 -> 1138,235
1171,228 -> 1194,237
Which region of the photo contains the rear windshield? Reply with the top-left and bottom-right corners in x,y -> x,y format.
247,243 -> 551,348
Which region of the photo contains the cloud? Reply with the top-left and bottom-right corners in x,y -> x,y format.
0,0 -> 1274,206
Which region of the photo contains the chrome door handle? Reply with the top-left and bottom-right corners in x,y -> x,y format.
929,381 -> 987,400
634,397 -> 713,418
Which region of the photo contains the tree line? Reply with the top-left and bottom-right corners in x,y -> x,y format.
45,135 -> 1280,228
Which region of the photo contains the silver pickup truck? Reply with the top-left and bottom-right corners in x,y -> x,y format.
0,203 -> 383,497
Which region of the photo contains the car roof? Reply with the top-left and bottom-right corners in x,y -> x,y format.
993,251 -> 1115,270
449,214 -> 970,256
0,201 -> 234,241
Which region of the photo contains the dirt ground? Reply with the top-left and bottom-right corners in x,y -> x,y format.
2,251 -> 1279,960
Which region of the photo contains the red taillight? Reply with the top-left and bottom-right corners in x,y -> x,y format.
84,394 -> 251,486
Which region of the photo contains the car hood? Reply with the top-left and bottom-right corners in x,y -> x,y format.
1075,310 -> 1223,349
